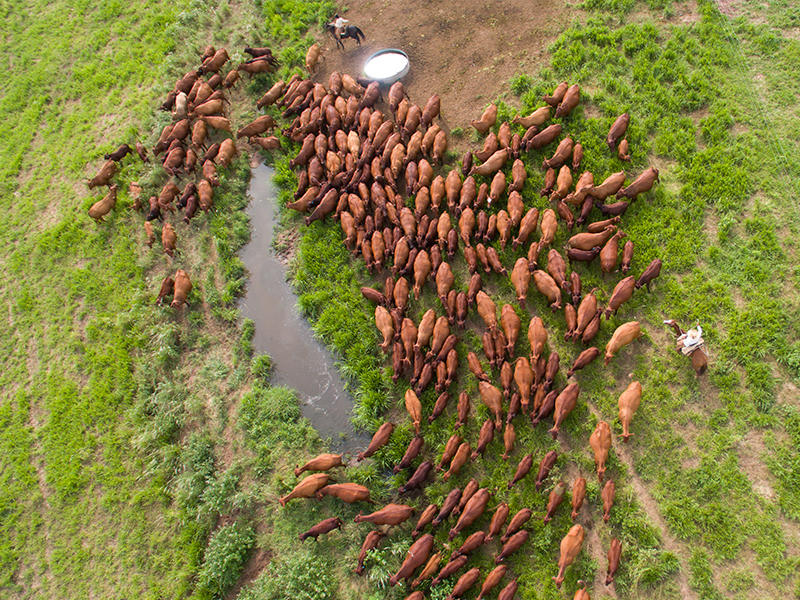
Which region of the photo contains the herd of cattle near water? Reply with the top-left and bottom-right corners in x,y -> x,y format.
83,39 -> 701,599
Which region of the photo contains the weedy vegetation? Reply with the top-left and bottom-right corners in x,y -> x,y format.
2,0 -> 799,598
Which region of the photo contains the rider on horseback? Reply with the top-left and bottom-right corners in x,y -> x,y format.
332,14 -> 349,39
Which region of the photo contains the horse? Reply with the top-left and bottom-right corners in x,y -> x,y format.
325,24 -> 366,49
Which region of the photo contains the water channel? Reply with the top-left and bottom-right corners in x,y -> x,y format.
239,162 -> 362,450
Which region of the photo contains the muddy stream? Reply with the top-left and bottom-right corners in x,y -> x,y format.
239,162 -> 364,451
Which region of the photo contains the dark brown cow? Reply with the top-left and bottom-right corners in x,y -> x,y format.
299,517 -> 342,542
356,530 -> 385,575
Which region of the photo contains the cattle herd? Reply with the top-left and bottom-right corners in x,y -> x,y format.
273,45 -> 668,600
85,40 -> 669,599
85,45 -> 281,309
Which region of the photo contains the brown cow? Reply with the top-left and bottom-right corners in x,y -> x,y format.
502,421 -> 516,460
161,222 -> 177,257
299,516 -> 342,542
476,565 -> 508,600
600,230 -> 627,276
553,524 -> 585,588
411,551 -> 442,588
399,461 -> 433,494
528,316 -> 548,365
507,454 -> 533,489
412,504 -> 439,539
604,321 -> 641,365
495,530 -> 529,564
395,434 -> 425,474
486,503 -> 510,541
543,137 -> 574,170
430,555 -> 468,586
238,58 -> 274,76
478,381 -> 503,429
449,488 -> 490,540
87,184 -> 118,222
543,482 -> 567,524
617,167 -> 659,200
606,113 -> 630,150
618,381 -> 643,442
279,473 -> 330,507
604,276 -> 636,319
237,115 -> 277,139
498,579 -> 519,600
216,138 -> 237,167
590,170 -> 626,200
197,179 -> 214,212
356,530 -> 385,575
446,568 -> 481,600
590,421 -> 612,481
433,488 -> 462,527
450,530 -> 485,559
316,483 -> 371,503
200,48 -> 230,74
571,476 -> 587,520
567,347 -> 600,378
171,269 -> 192,309
549,383 -> 580,439
555,84 -> 580,117
602,479 -> 616,522
356,422 -> 394,461
375,306 -> 394,352
472,103 -> 497,134
533,270 -> 562,311
455,392 -> 471,429
155,276 -> 174,306
635,258 -> 662,291
87,160 -> 117,189
501,508 -> 532,543
294,453 -> 343,477
470,419 -> 494,460
606,538 -> 622,585
535,450 -> 558,491
405,389 -> 422,434
354,503 -> 414,526
544,82 -> 568,106
443,442 -> 471,480
389,534 -> 434,586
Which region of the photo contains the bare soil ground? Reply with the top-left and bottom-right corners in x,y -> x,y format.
315,0 -> 576,153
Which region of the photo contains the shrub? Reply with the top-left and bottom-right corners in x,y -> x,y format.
197,521 -> 255,597
238,548 -> 336,600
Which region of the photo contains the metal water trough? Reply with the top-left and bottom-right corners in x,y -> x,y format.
363,49 -> 409,85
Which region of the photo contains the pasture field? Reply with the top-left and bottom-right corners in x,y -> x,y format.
0,0 -> 799,599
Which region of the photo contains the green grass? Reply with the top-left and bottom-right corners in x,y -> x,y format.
257,1 -> 800,599
4,0 -> 800,598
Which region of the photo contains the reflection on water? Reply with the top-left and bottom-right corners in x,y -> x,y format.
239,162 -> 362,450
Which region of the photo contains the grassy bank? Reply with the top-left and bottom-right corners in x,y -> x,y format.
255,1 -> 800,599
2,0 -> 799,598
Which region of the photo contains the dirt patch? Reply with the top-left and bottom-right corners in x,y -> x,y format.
614,443 -> 699,600
315,0 -> 578,154
738,430 -> 775,501
225,547 -> 272,600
